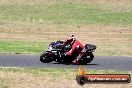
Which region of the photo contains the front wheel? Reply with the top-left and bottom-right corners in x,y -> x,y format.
40,53 -> 51,63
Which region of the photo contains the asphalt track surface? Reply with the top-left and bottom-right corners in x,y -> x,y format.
0,54 -> 132,71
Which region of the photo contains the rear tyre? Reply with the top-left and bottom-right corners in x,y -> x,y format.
86,52 -> 94,63
40,53 -> 51,63
56,59 -> 64,64
79,52 -> 94,64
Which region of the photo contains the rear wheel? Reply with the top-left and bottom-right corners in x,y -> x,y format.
40,53 -> 51,63
56,58 -> 64,63
79,52 -> 94,64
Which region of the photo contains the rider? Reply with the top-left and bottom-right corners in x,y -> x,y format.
64,35 -> 84,64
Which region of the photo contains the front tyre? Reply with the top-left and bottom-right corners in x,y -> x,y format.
40,53 -> 51,63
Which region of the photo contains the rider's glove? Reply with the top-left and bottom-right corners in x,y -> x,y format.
66,45 -> 70,48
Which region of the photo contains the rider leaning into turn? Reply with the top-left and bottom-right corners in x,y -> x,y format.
64,35 -> 84,64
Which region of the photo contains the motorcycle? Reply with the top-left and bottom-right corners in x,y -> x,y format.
40,41 -> 96,64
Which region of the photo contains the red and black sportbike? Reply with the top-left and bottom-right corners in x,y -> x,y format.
40,41 -> 96,64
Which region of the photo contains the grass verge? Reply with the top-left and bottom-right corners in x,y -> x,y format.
0,67 -> 130,76
0,41 -> 48,54
0,67 -> 131,88
0,40 -> 132,56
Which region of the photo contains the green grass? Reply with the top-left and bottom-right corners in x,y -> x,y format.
0,67 -> 131,77
128,34 -> 132,38
0,67 -> 131,88
0,67 -> 131,81
0,3 -> 132,26
0,40 -> 131,56
0,83 -> 6,88
0,1 -> 131,55
0,41 -> 49,54
95,47 -> 132,56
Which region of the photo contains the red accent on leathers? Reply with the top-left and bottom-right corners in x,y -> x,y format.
66,40 -> 84,55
